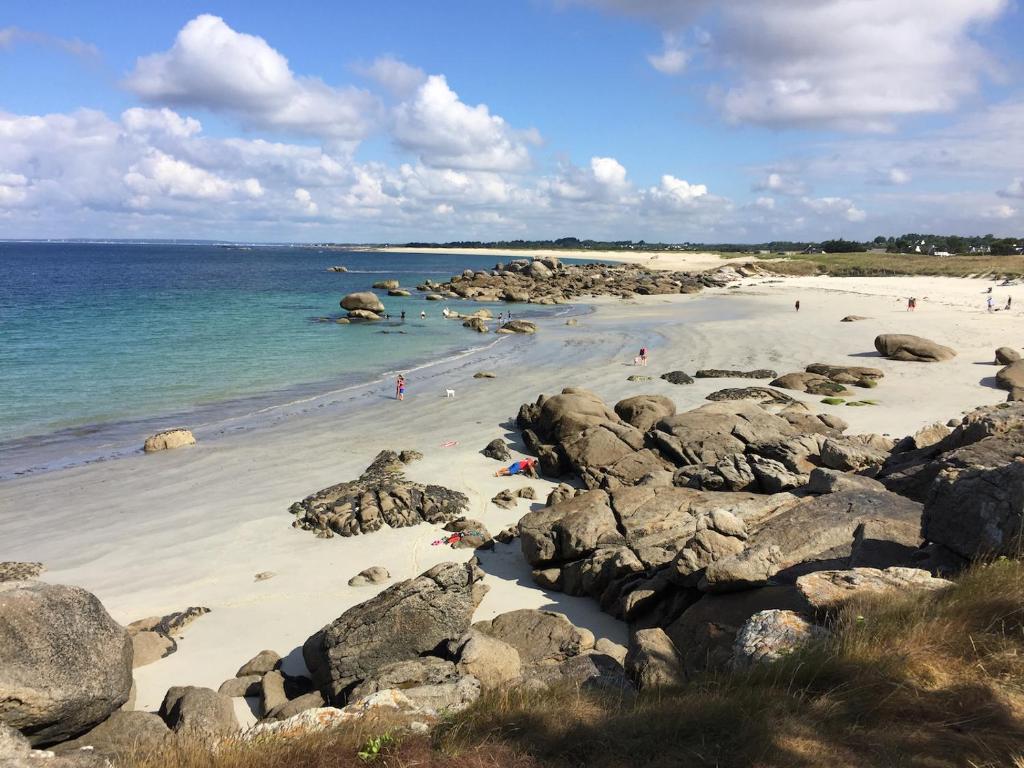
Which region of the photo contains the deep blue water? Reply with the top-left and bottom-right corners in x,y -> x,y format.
0,242 -> 563,467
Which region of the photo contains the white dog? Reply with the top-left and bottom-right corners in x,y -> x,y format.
445,388 -> 455,399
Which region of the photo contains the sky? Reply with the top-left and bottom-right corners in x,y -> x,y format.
0,0 -> 1022,243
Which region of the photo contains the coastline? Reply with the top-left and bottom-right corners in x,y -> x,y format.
1,271 -> 1018,712
366,245 -> 749,272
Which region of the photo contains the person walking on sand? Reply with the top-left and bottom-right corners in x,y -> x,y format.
396,374 -> 406,401
1006,297 -> 1012,311
639,346 -> 648,366
795,300 -> 800,312
987,296 -> 994,312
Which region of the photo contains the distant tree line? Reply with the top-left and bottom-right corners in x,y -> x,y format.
399,234 -> 1022,256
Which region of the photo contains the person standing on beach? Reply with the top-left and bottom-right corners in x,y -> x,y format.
396,374 -> 406,401
1006,297 -> 1012,311
987,296 -> 995,312
639,346 -> 648,366
795,300 -> 800,312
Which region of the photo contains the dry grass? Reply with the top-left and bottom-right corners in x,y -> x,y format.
122,559 -> 1024,768
747,252 -> 1024,278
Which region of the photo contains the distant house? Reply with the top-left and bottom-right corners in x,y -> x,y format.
801,246 -> 825,254
934,251 -> 952,257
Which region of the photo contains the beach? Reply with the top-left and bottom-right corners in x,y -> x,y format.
0,270 -> 1016,713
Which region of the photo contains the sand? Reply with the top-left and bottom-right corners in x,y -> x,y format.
1,271 -> 1018,711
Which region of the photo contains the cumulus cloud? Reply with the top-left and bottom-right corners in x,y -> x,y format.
123,14 -> 379,139
575,0 -> 1009,130
392,75 -> 539,171
646,174 -> 708,208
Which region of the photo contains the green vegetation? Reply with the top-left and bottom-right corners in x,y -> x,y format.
821,397 -> 846,405
123,559 -> 1024,768
754,251 -> 1024,278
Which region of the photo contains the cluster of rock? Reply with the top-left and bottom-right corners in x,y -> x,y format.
771,363 -> 883,396
288,450 -> 469,538
339,291 -> 386,321
416,259 -> 760,306
993,346 -> 1024,401
302,561 -> 630,713
508,385 -> 1023,683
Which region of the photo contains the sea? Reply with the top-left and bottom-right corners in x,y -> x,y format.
0,242 -> 571,478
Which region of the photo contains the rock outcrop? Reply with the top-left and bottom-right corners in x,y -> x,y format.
796,567 -> 952,612
303,562 -> 487,703
348,567 -> 390,587
340,292 -> 384,314
731,610 -> 826,669
0,581 -> 133,746
289,450 -> 469,538
158,686 -> 238,737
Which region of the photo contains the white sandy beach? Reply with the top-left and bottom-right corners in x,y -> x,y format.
1,271 -> 1019,713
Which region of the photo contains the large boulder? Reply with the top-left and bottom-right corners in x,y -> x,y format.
731,610 -> 825,669
665,586 -> 806,677
143,428 -> 195,453
519,491 -> 620,567
995,360 -> 1024,400
922,454 -> 1024,559
701,489 -> 923,592
0,582 -> 133,746
624,628 -> 684,689
995,347 -> 1021,365
340,292 -> 384,313
348,658 -> 480,714
303,562 -> 487,703
159,687 -> 238,737
874,334 -> 955,362
770,372 -> 846,396
614,395 -> 677,432
472,610 -> 594,665
531,388 -> 621,442
878,402 -> 1024,501
51,711 -> 171,760
451,629 -> 522,690
797,567 -> 952,612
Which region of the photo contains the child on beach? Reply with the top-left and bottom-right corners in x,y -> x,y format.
795,300 -> 800,312
639,347 -> 648,366
396,374 -> 406,400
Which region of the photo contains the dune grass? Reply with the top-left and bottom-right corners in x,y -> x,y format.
122,559 -> 1024,768
741,251 -> 1024,279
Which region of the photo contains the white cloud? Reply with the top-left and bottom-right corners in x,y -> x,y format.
123,14 -> 379,139
293,187 -> 318,215
356,56 -> 427,98
755,196 -> 775,210
121,107 -> 201,138
392,75 -> 538,172
0,26 -> 99,58
646,174 -> 708,208
887,168 -> 911,186
801,195 -> 866,222
576,0 -> 1009,130
647,33 -> 688,75
124,149 -> 263,204
590,156 -> 628,189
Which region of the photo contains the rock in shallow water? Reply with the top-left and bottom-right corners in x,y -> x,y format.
143,428 -> 195,453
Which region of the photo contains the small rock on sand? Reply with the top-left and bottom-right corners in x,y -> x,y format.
473,371 -> 496,379
0,561 -> 45,582
348,567 -> 391,587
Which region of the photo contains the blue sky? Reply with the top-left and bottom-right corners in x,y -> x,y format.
1,0 -> 1022,242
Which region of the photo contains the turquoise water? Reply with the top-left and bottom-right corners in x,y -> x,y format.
0,242 -> 566,474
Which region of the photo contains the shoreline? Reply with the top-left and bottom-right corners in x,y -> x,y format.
0,304 -> 580,481
2,272 -> 1018,712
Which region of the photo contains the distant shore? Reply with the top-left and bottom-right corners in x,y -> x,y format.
362,245 -> 750,273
